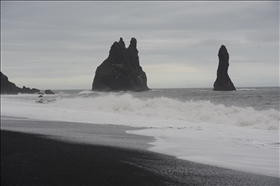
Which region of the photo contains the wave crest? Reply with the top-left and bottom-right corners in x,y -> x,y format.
51,93 -> 279,130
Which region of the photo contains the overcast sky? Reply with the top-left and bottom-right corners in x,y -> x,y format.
1,1 -> 279,90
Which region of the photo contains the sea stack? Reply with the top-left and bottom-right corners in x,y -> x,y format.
92,37 -> 150,92
213,45 -> 236,91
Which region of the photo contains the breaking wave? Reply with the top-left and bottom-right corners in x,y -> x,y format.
49,93 -> 279,130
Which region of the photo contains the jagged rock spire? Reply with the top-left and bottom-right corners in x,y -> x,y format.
92,38 -> 149,92
213,45 -> 236,91
129,37 -> 137,48
118,37 -> 125,47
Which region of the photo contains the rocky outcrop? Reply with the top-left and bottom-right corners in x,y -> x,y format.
213,45 -> 236,91
1,71 -> 44,94
44,89 -> 55,94
22,86 -> 40,94
92,37 -> 150,92
1,72 -> 22,94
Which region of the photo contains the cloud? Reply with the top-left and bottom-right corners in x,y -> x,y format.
1,1 -> 279,89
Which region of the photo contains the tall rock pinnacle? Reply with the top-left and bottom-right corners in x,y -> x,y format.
213,45 -> 236,91
92,37 -> 150,91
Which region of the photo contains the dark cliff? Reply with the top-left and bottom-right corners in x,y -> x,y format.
1,72 -> 22,94
92,38 -> 149,92
213,45 -> 236,91
1,71 -> 49,94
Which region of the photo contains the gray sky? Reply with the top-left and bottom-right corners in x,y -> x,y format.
1,1 -> 279,90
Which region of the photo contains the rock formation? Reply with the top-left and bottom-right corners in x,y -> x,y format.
1,72 -> 22,94
92,37 -> 150,92
213,45 -> 236,91
44,89 -> 55,94
1,71 -> 50,94
22,86 -> 40,94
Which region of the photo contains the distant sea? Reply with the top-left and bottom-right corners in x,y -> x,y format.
1,87 -> 279,177
53,86 -> 279,112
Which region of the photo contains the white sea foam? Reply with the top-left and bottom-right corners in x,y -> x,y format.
31,93 -> 279,130
1,92 -> 279,177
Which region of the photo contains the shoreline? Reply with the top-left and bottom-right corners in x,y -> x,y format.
1,116 -> 279,185
0,115 -> 153,150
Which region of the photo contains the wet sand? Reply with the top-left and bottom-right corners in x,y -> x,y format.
1,116 -> 279,186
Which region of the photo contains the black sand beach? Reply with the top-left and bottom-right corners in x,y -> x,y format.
1,116 -> 279,186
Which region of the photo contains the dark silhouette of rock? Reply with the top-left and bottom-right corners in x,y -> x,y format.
44,89 -> 55,94
36,99 -> 44,103
213,45 -> 236,91
92,37 -> 150,92
1,72 -> 22,94
1,71 -> 42,94
22,86 -> 40,94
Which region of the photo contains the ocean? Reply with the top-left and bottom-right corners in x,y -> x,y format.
1,87 -> 279,177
